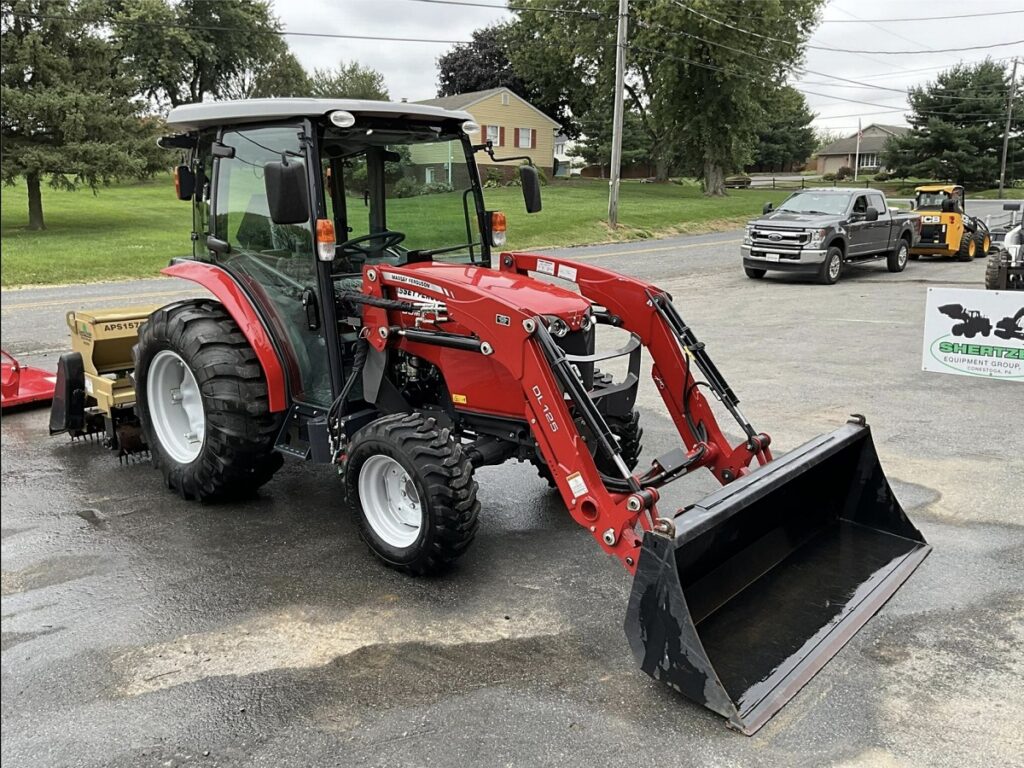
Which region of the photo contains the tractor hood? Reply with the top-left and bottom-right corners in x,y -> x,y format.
391,262 -> 593,330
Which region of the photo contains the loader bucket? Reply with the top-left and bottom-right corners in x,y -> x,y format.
624,421 -> 930,735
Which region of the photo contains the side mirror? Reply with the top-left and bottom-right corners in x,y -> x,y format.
762,202 -> 773,214
264,159 -> 309,225
941,199 -> 956,213
908,200 -> 916,210
865,206 -> 879,222
520,165 -> 542,213
174,165 -> 195,201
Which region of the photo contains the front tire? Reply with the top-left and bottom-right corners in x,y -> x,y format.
985,251 -> 1005,290
345,413 -> 479,575
818,246 -> 843,285
134,300 -> 284,502
887,238 -> 910,273
976,231 -> 991,256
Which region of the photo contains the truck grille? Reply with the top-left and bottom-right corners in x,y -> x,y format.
751,228 -> 809,247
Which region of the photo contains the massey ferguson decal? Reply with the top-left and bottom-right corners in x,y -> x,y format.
381,271 -> 453,298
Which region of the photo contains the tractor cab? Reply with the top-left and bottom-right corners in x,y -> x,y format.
161,99 -> 541,408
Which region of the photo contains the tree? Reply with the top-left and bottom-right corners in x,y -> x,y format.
112,0 -> 285,107
309,60 -> 388,100
883,60 -> 1023,185
815,127 -> 845,151
222,50 -> 310,99
750,86 -> 816,172
570,107 -> 651,176
1,0 -> 164,230
436,23 -> 567,128
508,0 -> 823,194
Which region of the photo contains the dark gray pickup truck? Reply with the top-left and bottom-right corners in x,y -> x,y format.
741,188 -> 921,284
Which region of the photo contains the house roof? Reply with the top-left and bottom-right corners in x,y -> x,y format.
166,98 -> 472,131
818,124 -> 909,156
416,87 -> 561,128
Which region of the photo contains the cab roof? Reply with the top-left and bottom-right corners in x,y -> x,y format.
915,184 -> 962,193
165,98 -> 474,132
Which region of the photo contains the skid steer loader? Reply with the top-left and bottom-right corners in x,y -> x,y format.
49,99 -> 930,734
910,184 -> 990,262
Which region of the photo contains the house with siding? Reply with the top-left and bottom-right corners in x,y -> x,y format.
815,124 -> 908,175
416,87 -> 561,177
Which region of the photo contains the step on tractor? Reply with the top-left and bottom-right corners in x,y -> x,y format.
910,184 -> 990,262
49,99 -> 930,735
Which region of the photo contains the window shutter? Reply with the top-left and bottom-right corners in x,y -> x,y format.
531,129 -> 537,150
499,126 -> 505,147
481,124 -> 488,142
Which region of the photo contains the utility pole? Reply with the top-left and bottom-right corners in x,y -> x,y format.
607,0 -> 629,227
998,57 -> 1018,200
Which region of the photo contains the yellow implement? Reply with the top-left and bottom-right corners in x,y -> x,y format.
910,184 -> 990,261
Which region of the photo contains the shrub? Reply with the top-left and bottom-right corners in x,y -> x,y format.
483,168 -> 504,188
835,165 -> 853,181
422,181 -> 454,195
822,172 -> 837,182
393,177 -> 423,198
873,171 -> 891,182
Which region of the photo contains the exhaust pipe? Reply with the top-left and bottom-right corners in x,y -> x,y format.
624,420 -> 930,734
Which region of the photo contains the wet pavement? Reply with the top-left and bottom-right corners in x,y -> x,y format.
2,232 -> 1022,767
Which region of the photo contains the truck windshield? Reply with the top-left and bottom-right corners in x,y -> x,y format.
776,192 -> 852,216
322,127 -> 482,269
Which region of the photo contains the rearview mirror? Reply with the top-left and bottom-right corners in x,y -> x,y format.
264,160 -> 309,225
865,206 -> 879,222
174,165 -> 195,201
520,165 -> 542,213
762,202 -> 773,214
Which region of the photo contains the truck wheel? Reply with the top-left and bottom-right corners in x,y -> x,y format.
135,300 -> 284,502
956,232 -> 976,262
887,238 -> 910,273
345,413 -> 479,575
744,267 -> 766,279
818,246 -> 843,285
985,251 -> 1004,290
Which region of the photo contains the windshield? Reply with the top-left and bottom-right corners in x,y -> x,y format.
322,126 -> 482,271
916,191 -> 956,210
776,192 -> 852,216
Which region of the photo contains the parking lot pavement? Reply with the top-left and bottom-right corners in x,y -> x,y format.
2,233 -> 1022,767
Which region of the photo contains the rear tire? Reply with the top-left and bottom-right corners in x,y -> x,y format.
887,238 -> 910,273
956,232 -> 976,262
976,231 -> 991,256
345,413 -> 479,575
134,300 -> 284,502
744,267 -> 766,279
818,246 -> 843,285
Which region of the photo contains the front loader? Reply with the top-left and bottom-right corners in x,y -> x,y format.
49,98 -> 930,734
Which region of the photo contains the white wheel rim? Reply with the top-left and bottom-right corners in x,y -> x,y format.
146,350 -> 206,464
358,455 -> 423,548
829,254 -> 841,280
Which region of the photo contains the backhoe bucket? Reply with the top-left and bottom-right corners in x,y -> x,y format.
625,421 -> 930,735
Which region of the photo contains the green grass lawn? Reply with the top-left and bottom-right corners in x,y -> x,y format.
1,175 -> 789,287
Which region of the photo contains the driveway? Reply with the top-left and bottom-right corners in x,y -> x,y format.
2,231 -> 1021,767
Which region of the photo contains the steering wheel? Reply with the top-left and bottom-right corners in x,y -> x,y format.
338,230 -> 406,257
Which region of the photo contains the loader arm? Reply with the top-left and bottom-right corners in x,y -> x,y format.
358,254 -> 770,572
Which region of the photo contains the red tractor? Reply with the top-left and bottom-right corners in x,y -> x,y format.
50,99 -> 930,734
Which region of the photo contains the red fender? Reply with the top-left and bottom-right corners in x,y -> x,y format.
161,261 -> 289,412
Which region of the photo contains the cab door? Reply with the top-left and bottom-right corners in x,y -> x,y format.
210,123 -> 333,407
847,194 -> 870,256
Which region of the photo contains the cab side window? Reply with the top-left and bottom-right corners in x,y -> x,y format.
852,195 -> 868,214
869,192 -> 886,213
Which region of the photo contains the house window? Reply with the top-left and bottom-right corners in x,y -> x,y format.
425,167 -> 436,183
501,92 -> 510,105
517,127 -> 533,149
859,153 -> 878,168
486,125 -> 500,145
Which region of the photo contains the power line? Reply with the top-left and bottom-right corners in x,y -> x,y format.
7,12 -> 473,43
818,9 -> 1024,23
673,1 -> 1024,55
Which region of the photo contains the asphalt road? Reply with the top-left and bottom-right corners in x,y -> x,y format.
2,232 -> 1022,768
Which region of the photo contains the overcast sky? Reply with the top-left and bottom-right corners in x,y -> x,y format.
270,0 -> 1024,137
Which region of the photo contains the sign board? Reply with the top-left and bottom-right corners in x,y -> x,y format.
922,287 -> 1024,380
